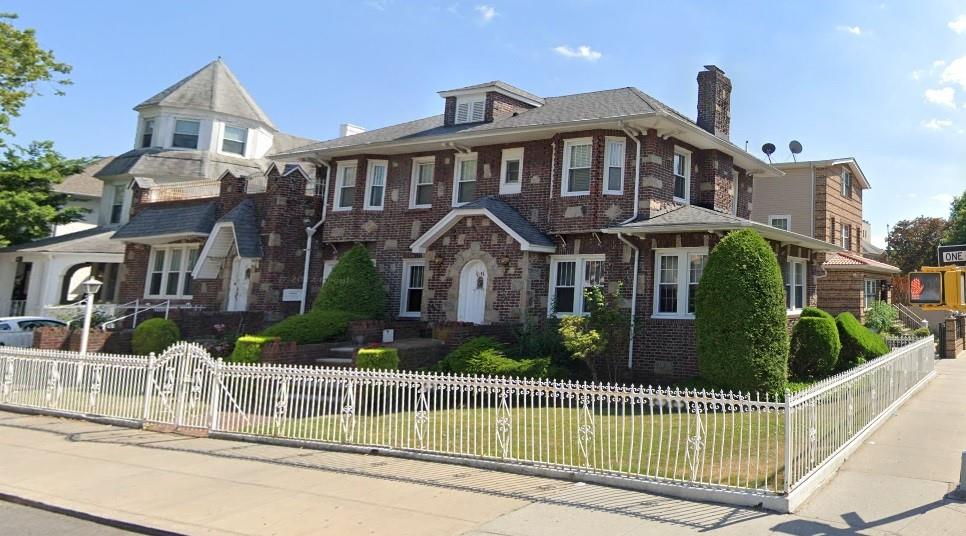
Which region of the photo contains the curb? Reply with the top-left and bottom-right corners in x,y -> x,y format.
0,492 -> 184,536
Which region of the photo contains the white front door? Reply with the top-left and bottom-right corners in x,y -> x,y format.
457,260 -> 487,324
227,257 -> 252,312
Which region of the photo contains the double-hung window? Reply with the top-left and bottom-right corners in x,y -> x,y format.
453,153 -> 477,206
673,148 -> 691,203
842,225 -> 852,251
146,245 -> 199,299
562,138 -> 592,196
864,279 -> 881,309
140,118 -> 155,148
653,248 -> 708,317
109,183 -> 126,224
784,258 -> 807,312
454,95 -> 485,124
603,137 -> 625,194
334,161 -> 357,211
548,255 -> 605,316
222,125 -> 247,156
400,260 -> 426,317
499,148 -> 524,195
769,215 -> 790,231
410,157 -> 434,208
172,119 -> 200,149
364,159 -> 388,210
841,169 -> 853,198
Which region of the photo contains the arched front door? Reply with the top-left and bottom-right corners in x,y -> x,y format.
227,257 -> 252,312
457,260 -> 487,324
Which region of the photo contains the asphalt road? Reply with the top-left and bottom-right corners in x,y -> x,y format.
0,500 -> 134,535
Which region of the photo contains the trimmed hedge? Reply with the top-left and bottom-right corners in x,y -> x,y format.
356,347 -> 399,369
438,337 -> 550,377
913,327 -> 931,337
695,229 -> 789,394
800,306 -> 834,321
314,244 -> 386,319
836,312 -> 890,370
131,318 -> 180,355
260,309 -> 357,344
229,335 -> 278,363
789,317 -> 841,380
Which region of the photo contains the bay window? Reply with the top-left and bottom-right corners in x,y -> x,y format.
562,138 -> 591,196
784,258 -> 807,312
410,157 -> 434,208
652,248 -> 708,317
364,159 -> 388,210
549,255 -> 605,316
146,245 -> 199,299
453,153 -> 477,206
334,161 -> 357,211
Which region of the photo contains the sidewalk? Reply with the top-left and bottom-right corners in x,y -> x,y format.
1,359 -> 964,535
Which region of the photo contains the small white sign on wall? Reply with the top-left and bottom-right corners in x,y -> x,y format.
281,289 -> 304,302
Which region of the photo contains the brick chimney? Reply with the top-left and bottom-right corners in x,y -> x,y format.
696,65 -> 732,138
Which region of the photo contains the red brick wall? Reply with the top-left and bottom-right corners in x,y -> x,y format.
33,326 -> 132,353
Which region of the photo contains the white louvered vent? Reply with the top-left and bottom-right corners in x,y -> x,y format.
455,95 -> 485,124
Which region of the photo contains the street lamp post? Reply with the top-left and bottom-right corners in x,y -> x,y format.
78,277 -> 103,356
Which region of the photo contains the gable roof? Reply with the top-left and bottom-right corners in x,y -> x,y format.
0,227 -> 124,255
772,158 -> 871,189
823,251 -> 900,274
218,199 -> 262,258
411,196 -> 555,254
52,157 -> 112,198
112,202 -> 217,242
135,59 -> 276,129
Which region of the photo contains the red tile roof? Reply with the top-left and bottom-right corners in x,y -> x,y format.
823,252 -> 900,273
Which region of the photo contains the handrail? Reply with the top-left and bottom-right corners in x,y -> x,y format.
101,300 -> 170,330
894,303 -> 926,329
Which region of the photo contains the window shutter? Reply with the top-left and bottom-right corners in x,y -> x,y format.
470,100 -> 485,122
456,102 -> 469,123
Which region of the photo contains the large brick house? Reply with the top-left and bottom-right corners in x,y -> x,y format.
751,158 -> 900,321
111,64 -> 839,379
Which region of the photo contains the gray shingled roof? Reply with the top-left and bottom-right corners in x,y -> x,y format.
135,59 -> 276,129
52,157 -> 112,198
217,199 -> 262,258
271,87 -> 676,157
112,202 -> 217,240
441,80 -> 545,104
96,147 -> 264,180
0,227 -> 125,254
459,197 -> 555,249
620,204 -> 747,229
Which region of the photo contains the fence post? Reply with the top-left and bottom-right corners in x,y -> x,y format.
784,388 -> 793,494
142,352 -> 155,422
209,358 -> 223,431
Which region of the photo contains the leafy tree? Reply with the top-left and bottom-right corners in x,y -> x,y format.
0,13 -> 72,142
885,217 -> 947,273
558,283 -> 634,382
695,229 -> 788,394
944,192 -> 966,245
0,141 -> 93,247
313,244 -> 386,318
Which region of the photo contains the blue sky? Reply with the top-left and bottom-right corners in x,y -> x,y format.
6,1 -> 966,246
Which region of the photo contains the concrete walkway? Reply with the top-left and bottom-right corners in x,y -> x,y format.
1,359 -> 964,535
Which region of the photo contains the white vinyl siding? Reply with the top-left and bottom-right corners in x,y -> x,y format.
653,248 -> 708,318
146,245 -> 199,299
784,258 -> 807,312
222,125 -> 247,156
400,260 -> 426,317
673,148 -> 691,203
548,255 -> 605,316
455,95 -> 485,124
410,157 -> 435,208
603,137 -> 625,194
364,159 -> 388,210
562,138 -> 592,196
172,119 -> 201,149
334,161 -> 357,211
453,153 -> 478,206
499,148 -> 524,195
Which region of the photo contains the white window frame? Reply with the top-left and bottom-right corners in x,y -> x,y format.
841,169 -> 853,198
221,124 -> 248,157
842,225 -> 852,251
673,147 -> 691,203
109,183 -> 126,224
499,148 -> 524,195
769,215 -> 791,231
145,244 -> 199,299
400,259 -> 427,318
363,159 -> 388,211
454,94 -> 485,124
547,254 -> 605,317
785,257 -> 807,314
140,118 -> 155,148
333,160 -> 358,212
652,248 -> 709,319
731,174 -> 740,215
409,156 -> 435,209
452,152 -> 478,207
322,259 -> 338,283
171,118 -> 201,149
561,138 -> 593,197
603,136 -> 625,195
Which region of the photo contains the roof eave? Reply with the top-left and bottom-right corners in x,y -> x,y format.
603,220 -> 843,251
648,114 -> 783,177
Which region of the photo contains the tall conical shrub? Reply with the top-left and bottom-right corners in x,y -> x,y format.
313,244 -> 386,319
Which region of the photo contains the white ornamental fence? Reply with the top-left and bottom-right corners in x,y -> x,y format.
0,337 -> 935,511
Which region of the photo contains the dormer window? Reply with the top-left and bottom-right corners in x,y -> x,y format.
455,95 -> 485,124
141,119 -> 155,148
172,119 -> 200,149
222,125 -> 247,156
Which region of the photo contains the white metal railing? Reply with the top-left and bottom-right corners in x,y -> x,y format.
145,179 -> 221,202
894,303 -> 927,331
0,337 -> 936,505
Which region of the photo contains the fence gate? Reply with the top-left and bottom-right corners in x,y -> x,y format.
144,342 -> 220,432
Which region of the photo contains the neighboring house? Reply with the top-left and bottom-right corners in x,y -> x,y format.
860,220 -> 886,260
751,158 -> 899,320
112,64 -> 838,380
51,157 -> 111,236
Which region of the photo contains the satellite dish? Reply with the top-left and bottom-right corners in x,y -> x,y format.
761,143 -> 776,163
789,140 -> 803,162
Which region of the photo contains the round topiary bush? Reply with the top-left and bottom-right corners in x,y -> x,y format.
695,229 -> 789,394
260,309 -> 358,344
131,318 -> 180,355
800,306 -> 834,321
314,244 -> 386,319
836,312 -> 890,370
789,317 -> 841,380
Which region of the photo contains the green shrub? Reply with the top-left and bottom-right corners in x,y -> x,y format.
131,318 -> 180,355
437,337 -> 504,372
836,312 -> 890,370
864,301 -> 898,332
883,324 -> 903,336
260,309 -> 357,344
695,229 -> 789,394
789,317 -> 841,380
314,244 -> 386,319
228,335 -> 278,363
356,347 -> 399,369
438,337 -> 549,377
800,306 -> 834,321
913,327 -> 932,337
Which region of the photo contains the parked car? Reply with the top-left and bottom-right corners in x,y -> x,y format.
0,317 -> 67,347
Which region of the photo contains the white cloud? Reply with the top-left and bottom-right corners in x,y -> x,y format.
924,87 -> 956,108
837,25 -> 862,35
365,0 -> 391,11
949,15 -> 966,34
921,118 -> 953,130
931,193 -> 954,205
933,60 -> 947,68
941,56 -> 966,88
474,4 -> 496,23
911,70 -> 923,81
553,45 -> 602,62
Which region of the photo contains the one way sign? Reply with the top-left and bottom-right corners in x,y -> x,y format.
938,244 -> 966,265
